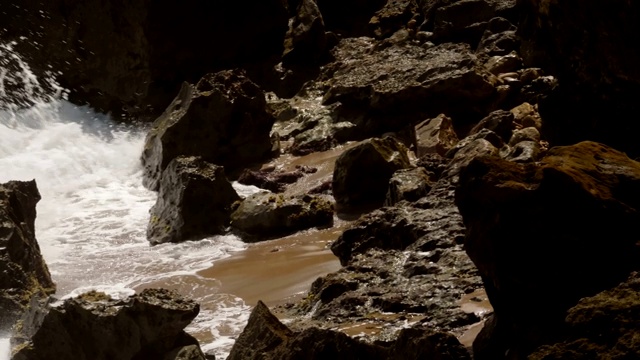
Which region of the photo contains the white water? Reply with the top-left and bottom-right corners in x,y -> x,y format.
0,93 -> 255,358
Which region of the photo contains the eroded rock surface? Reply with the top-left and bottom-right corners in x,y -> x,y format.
11,288 -> 204,360
141,70 -> 276,190
0,180 -> 55,331
147,156 -> 240,245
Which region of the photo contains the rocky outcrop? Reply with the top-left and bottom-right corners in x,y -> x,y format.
141,70 -> 276,190
230,192 -> 334,240
415,114 -> 459,157
332,137 -> 412,211
519,0 -> 640,156
0,1 -> 288,118
0,180 -> 55,331
229,301 -> 471,360
147,156 -> 240,245
237,166 -> 317,193
11,288 -> 204,360
529,272 -> 640,360
455,141 -> 640,359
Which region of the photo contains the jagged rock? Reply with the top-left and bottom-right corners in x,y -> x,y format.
141,70 -> 276,190
519,0 -> 640,156
469,109 -> 514,142
11,289 -> 204,360
415,114 -> 459,157
444,138 -> 500,178
283,0 -> 328,67
510,102 -> 541,130
0,1 -> 288,118
456,141 -> 640,359
529,272 -> 640,360
369,0 -> 419,38
237,166 -> 317,193
508,126 -> 540,146
230,192 -> 333,239
147,156 -> 240,245
0,180 -> 55,331
502,141 -> 541,163
476,17 -> 519,57
333,137 -> 412,210
385,167 -> 433,206
484,51 -> 522,75
322,41 -> 496,133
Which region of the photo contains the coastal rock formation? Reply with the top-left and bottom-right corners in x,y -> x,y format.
147,156 -> 240,245
519,0 -> 640,156
141,70 -> 276,190
332,137 -> 412,210
231,192 -> 334,240
0,1 -> 288,118
529,272 -> 640,360
456,141 -> 640,358
11,289 -> 204,360
229,301 -> 471,360
0,180 -> 55,331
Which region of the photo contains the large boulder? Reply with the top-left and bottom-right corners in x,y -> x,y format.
332,137 -> 412,211
230,192 -> 334,240
141,69 -> 276,190
0,180 -> 55,331
147,156 -> 240,245
11,288 -> 204,360
518,0 -> 640,157
0,1 -> 288,118
455,141 -> 640,358
415,114 -> 459,157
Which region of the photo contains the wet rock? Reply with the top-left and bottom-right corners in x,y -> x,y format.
147,156 -> 240,245
11,289 -> 204,360
141,70 -> 276,190
444,138 -> 500,178
237,166 -> 317,193
529,272 -> 640,360
484,51 -> 522,75
390,328 -> 472,360
323,41 -> 496,132
385,167 -> 433,206
369,0 -> 419,39
332,137 -> 412,210
0,180 -> 55,331
282,0 -> 329,67
0,1 -> 288,119
469,109 -> 514,142
230,192 -> 334,240
415,114 -> 459,157
456,141 -> 640,359
519,0 -> 640,156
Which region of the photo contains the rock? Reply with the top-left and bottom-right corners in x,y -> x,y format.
484,51 -> 522,75
0,180 -> 55,331
508,126 -> 540,146
456,141 -> 640,359
237,166 -> 317,193
11,288 -> 204,360
316,0 -> 387,36
444,138 -> 500,178
147,156 -> 240,245
519,0 -> 640,156
369,0 -> 419,39
510,102 -> 541,130
415,114 -> 460,157
476,18 -> 519,57
390,328 -> 472,360
282,0 -> 329,67
332,137 -> 412,210
502,141 -> 541,163
0,1 -> 288,118
529,272 -> 640,360
141,70 -> 276,190
230,192 -> 334,239
469,109 -> 514,142
385,167 -> 434,206
323,41 -> 496,133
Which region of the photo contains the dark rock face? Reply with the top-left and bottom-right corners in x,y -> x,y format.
147,156 -> 240,245
385,167 -> 433,206
519,0 -> 640,156
0,1 -> 288,118
369,0 -> 419,39
0,180 -> 55,331
323,41 -> 496,130
229,300 -> 471,360
237,166 -> 317,193
456,141 -> 640,358
230,192 -> 334,240
332,137 -> 412,210
316,0 -> 387,36
529,272 -> 640,360
11,288 -> 204,360
141,70 -> 276,190
283,0 -> 329,67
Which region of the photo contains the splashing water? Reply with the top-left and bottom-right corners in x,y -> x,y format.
0,45 -> 252,359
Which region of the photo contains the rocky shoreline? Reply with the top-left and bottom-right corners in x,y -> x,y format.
2,0 -> 640,359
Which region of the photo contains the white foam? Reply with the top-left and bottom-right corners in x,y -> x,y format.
232,181 -> 265,199
0,338 -> 9,360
